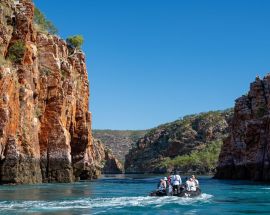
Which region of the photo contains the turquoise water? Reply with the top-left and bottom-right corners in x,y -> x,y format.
1,175 -> 270,214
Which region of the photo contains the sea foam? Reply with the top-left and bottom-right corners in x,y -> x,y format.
0,193 -> 213,213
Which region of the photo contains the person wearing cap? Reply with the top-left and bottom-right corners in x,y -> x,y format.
162,177 -> 167,190
157,178 -> 167,193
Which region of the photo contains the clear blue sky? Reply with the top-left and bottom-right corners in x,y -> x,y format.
34,0 -> 270,130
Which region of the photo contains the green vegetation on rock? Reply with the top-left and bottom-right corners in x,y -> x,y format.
7,40 -> 25,63
40,67 -> 51,76
34,8 -> 58,34
256,105 -> 268,118
125,109 -> 233,174
160,140 -> 223,174
66,35 -> 84,50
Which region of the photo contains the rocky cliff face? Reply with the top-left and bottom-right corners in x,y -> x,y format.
92,130 -> 147,162
215,75 -> 270,181
125,110 -> 232,173
102,148 -> 123,174
0,0 -> 103,183
91,139 -> 123,174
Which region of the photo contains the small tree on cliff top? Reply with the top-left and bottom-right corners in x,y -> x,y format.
34,8 -> 58,35
66,35 -> 84,50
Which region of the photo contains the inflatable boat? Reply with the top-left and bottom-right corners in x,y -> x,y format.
149,187 -> 201,198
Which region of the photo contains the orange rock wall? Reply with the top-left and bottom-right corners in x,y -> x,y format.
0,0 -> 103,183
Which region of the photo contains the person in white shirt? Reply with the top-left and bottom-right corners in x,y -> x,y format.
172,171 -> 182,194
186,178 -> 196,191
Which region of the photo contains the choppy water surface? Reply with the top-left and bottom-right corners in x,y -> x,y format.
0,175 -> 270,214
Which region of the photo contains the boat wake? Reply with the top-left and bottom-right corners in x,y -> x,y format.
261,187 -> 270,190
0,193 -> 213,213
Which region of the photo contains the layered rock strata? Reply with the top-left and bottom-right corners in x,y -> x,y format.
0,0 -> 103,183
216,75 -> 270,181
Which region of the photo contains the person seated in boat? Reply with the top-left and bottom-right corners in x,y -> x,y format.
172,171 -> 182,194
192,175 -> 199,188
186,178 -> 196,192
164,177 -> 173,195
157,178 -> 167,193
168,172 -> 174,187
167,174 -> 171,185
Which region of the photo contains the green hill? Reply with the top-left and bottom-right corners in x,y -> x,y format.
125,109 -> 233,174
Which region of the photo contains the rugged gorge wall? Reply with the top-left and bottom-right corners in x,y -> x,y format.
216,75 -> 270,181
102,148 -> 123,174
0,0 -> 104,184
92,139 -> 123,174
125,110 -> 232,173
92,130 -> 147,162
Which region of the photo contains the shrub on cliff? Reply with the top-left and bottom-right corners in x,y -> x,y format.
7,40 -> 25,63
66,35 -> 84,50
34,8 -> 58,34
256,105 -> 268,118
160,140 -> 223,173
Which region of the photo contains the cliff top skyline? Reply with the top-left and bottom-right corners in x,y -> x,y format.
34,0 -> 270,130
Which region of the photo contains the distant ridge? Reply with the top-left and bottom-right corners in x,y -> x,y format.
93,130 -> 147,162
125,109 -> 233,174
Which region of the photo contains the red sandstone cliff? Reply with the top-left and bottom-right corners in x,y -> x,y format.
216,75 -> 270,181
0,0 -> 105,183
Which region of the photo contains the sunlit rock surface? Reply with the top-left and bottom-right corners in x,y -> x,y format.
0,0 -> 104,183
